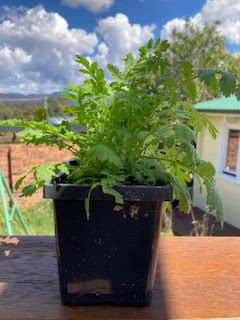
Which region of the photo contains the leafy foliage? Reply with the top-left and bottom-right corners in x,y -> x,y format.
1,38 -> 239,222
0,102 -> 43,120
0,97 -> 69,121
160,21 -> 240,101
33,107 -> 48,121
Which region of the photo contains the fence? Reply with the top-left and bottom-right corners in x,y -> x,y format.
0,125 -> 82,207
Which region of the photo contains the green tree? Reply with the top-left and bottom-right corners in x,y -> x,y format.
47,97 -> 65,117
160,21 -> 240,101
33,107 -> 48,122
0,103 -> 43,120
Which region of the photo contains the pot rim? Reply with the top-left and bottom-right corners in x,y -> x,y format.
43,183 -> 173,202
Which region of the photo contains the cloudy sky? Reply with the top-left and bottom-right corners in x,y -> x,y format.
0,0 -> 240,94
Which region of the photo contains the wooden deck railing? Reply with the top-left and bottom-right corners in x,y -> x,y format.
0,236 -> 239,319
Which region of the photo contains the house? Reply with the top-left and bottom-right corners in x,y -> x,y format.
193,96 -> 240,228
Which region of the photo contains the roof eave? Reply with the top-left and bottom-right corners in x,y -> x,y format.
197,109 -> 240,114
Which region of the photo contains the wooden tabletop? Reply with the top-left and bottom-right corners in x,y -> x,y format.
0,236 -> 240,320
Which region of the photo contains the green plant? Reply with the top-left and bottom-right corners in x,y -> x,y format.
1,38 -> 239,222
0,200 -> 54,235
33,106 -> 48,121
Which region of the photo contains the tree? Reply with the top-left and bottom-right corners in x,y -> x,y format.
47,97 -> 65,117
0,103 -> 43,120
33,107 -> 48,121
162,21 -> 240,101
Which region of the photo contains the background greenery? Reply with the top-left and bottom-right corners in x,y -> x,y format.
0,97 -> 69,121
0,200 -> 54,235
141,22 -> 240,101
1,22 -> 238,233
1,22 -> 240,122
0,200 -> 173,236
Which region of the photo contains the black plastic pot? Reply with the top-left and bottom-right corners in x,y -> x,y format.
44,184 -> 172,306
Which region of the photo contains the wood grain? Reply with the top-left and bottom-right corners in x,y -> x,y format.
0,236 -> 240,320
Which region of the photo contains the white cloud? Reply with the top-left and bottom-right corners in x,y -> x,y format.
201,0 -> 240,44
0,47 -> 31,80
61,0 -> 114,13
0,5 -> 98,94
161,0 -> 240,45
96,13 -> 156,66
0,7 -> 155,94
92,42 -> 109,67
160,18 -> 187,40
201,0 -> 240,23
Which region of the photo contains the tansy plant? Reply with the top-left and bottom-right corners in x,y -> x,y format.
1,38 -> 239,222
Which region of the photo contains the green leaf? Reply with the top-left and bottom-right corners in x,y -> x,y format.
178,61 -> 193,79
89,143 -> 123,168
153,38 -> 161,50
174,108 -> 190,119
160,39 -> 170,52
102,182 -> 124,204
137,131 -> 151,141
75,55 -> 90,69
175,124 -> 196,143
204,181 -> 224,226
133,159 -> 167,185
207,120 -> 218,139
61,92 -> 78,102
90,62 -> 98,73
57,162 -> 70,175
219,71 -> 236,97
58,120 -> 71,130
36,164 -> 56,182
84,183 -> 100,220
185,81 -> 197,101
124,53 -> 136,74
156,76 -> 170,86
165,172 -> 191,212
194,161 -> 216,184
84,198 -> 90,220
147,39 -> 153,48
79,69 -> 90,75
198,68 -> 216,86
15,167 -> 36,190
107,64 -> 124,81
138,45 -> 147,57
98,96 -> 114,108
179,141 -> 199,165
21,182 -> 40,197
235,87 -> 240,101
154,125 -> 171,138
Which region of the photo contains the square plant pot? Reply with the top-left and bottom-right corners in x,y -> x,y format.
44,184 -> 172,306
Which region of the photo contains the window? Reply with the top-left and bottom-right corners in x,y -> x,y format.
223,129 -> 240,176
218,118 -> 240,183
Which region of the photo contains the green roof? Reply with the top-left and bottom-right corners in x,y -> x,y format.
195,96 -> 240,113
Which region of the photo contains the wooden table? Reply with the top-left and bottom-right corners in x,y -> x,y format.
0,236 -> 240,320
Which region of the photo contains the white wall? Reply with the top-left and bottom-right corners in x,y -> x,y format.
193,114 -> 240,228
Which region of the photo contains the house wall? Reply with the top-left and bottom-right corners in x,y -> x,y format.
0,143 -> 72,207
193,114 -> 240,228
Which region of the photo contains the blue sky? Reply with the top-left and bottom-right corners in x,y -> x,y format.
0,0 -> 239,94
2,0 -> 206,32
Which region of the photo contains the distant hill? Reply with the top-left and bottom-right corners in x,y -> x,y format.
0,93 -> 74,120
0,92 -> 61,103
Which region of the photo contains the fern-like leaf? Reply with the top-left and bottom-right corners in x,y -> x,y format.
107,64 -> 124,81
89,143 -> 123,168
123,53 -> 136,74
219,71 -> 236,97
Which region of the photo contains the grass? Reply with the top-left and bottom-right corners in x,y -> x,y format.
161,228 -> 175,236
0,200 -> 54,236
0,200 -> 174,236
